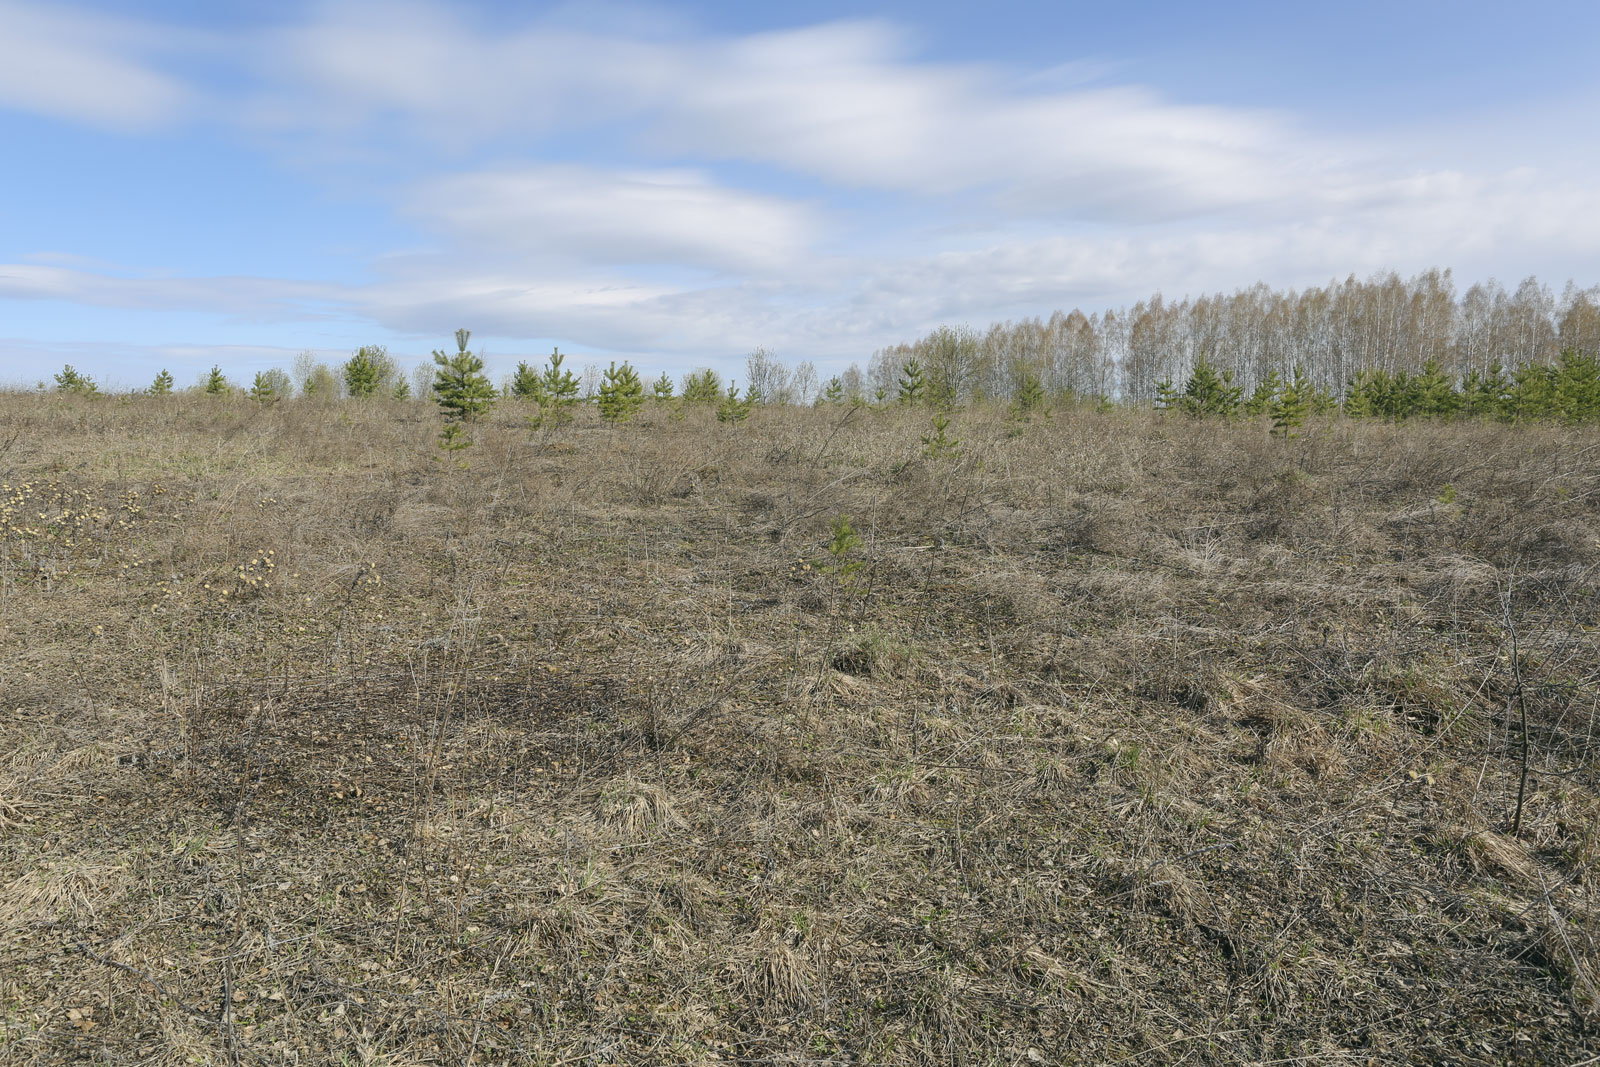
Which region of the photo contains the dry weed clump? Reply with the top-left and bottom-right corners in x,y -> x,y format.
1,392 -> 1598,1063
0,862 -> 130,932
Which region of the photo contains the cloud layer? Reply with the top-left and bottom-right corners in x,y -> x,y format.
259,9 -> 1303,218
0,0 -> 188,128
405,166 -> 820,272
1,0 -> 1597,378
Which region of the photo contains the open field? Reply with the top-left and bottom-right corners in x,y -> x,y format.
2,394 -> 1598,1065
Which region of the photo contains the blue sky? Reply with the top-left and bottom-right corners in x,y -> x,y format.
3,0 -> 1598,388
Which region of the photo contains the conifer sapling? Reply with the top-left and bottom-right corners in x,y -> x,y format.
431,328 -> 496,448
598,361 -> 646,423
897,359 -> 926,406
249,371 -> 278,405
53,365 -> 97,395
717,380 -> 753,423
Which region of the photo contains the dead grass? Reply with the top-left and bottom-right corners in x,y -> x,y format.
1,393 -> 1598,1063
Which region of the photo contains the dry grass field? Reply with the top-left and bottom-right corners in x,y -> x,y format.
1,394 -> 1598,1065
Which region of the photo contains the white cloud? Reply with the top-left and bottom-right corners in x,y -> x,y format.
0,1 -> 188,128
253,5 -> 1302,223
405,166 -> 820,272
0,263 -> 347,321
648,28 -> 1301,217
848,171 -> 1600,328
247,2 -> 664,143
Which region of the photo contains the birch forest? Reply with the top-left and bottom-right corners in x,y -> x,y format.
864,268 -> 1600,404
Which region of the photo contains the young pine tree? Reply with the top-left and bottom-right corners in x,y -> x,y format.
1461,363 -> 1508,417
1011,368 -> 1046,421
1180,358 -> 1242,417
1245,370 -> 1282,416
897,358 -> 927,406
921,411 -> 962,458
651,372 -> 675,402
597,361 -> 646,423
824,514 -> 865,582
391,376 -> 412,401
510,360 -> 544,402
343,346 -> 387,398
927,368 -> 959,412
1415,359 -> 1460,418
1344,374 -> 1382,419
821,376 -> 845,405
1389,370 -> 1422,419
53,365 -> 97,395
717,380 -> 753,423
1342,369 -> 1387,418
527,349 -> 580,430
1503,364 -> 1556,422
1154,376 -> 1182,412
1306,380 -> 1339,416
431,329 -> 496,441
1553,349 -> 1600,422
681,369 -> 722,405
1270,369 -> 1311,437
249,371 -> 279,405
149,368 -> 175,396
204,365 -> 229,396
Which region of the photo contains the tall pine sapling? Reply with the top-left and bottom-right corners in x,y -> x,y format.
681,369 -> 722,404
597,361 -> 646,423
204,365 -> 229,396
651,373 -> 675,402
897,359 -> 926,406
432,328 -> 496,449
149,369 -> 175,396
249,371 -> 279,405
1553,348 -> 1600,422
510,360 -> 543,401
1180,358 -> 1243,417
1461,363 -> 1508,417
1154,376 -> 1181,412
1389,370 -> 1422,418
717,380 -> 753,423
1415,359 -> 1459,418
927,368 -> 959,412
344,346 -> 388,398
526,348 -> 580,431
1270,368 -> 1310,437
1011,368 -> 1046,421
1245,371 -> 1282,416
1342,369 -> 1387,418
1503,364 -> 1556,422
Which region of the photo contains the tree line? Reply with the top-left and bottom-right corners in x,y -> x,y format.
34,267 -> 1600,428
867,268 -> 1600,407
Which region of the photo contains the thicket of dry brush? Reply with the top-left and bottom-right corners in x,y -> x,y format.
2,393 -> 1598,1064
